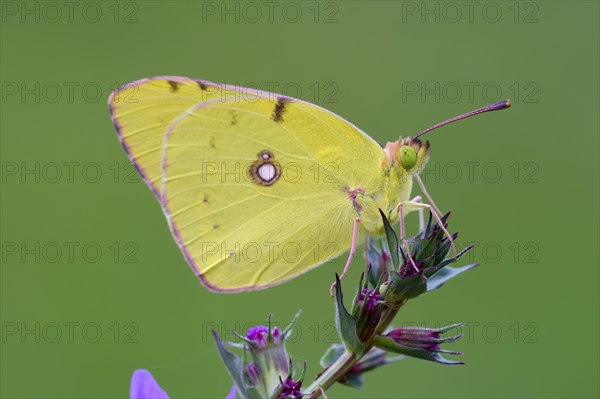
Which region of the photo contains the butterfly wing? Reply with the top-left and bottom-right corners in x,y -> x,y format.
109,77 -> 386,291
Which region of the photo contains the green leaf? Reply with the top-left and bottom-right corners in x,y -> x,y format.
298,359 -> 307,383
334,274 -> 364,355
438,211 -> 451,229
379,209 -> 399,269
340,373 -> 365,389
230,331 -> 256,347
435,323 -> 466,334
427,264 -> 478,292
319,343 -> 345,368
269,382 -> 283,399
418,210 -> 434,238
433,232 -> 460,264
373,335 -> 463,365
428,245 -> 475,275
212,329 -> 253,399
414,233 -> 437,262
366,238 -> 380,287
282,309 -> 302,339
385,271 -> 427,301
350,271 -> 366,316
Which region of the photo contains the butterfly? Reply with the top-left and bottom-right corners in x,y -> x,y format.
108,76 -> 509,292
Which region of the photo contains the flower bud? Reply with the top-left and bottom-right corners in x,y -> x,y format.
246,325 -> 290,396
374,324 -> 464,364
385,326 -> 459,352
243,362 -> 261,387
353,289 -> 384,342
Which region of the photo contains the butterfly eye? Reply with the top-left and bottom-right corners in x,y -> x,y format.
399,146 -> 417,170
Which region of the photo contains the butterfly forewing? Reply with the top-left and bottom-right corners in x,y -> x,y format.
110,77 -> 387,291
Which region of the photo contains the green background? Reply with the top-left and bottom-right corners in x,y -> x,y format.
1,1 -> 598,398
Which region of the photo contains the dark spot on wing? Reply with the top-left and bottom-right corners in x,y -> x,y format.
203,194 -> 209,204
209,137 -> 216,149
249,150 -> 281,186
197,81 -> 208,91
272,97 -> 289,123
213,224 -> 219,229
168,80 -> 180,93
230,110 -> 238,126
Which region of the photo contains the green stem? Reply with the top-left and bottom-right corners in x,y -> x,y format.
305,300 -> 406,399
305,350 -> 355,399
374,300 -> 405,336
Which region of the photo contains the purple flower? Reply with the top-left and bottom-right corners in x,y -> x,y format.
225,385 -> 237,399
358,289 -> 383,313
277,377 -> 303,399
129,369 -> 169,399
213,318 -> 300,399
246,325 -> 288,376
245,325 -> 289,394
247,325 -> 281,348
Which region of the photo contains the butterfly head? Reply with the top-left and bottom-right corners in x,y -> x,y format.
384,138 -> 430,175
383,100 -> 511,174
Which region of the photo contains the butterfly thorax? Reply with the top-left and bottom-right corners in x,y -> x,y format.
348,163 -> 413,236
350,137 -> 430,236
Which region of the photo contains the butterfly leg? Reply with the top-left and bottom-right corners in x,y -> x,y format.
409,195 -> 425,232
402,200 -> 458,259
413,175 -> 457,258
415,174 -> 443,217
329,217 -> 361,296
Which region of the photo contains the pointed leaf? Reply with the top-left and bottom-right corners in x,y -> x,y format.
385,271 -> 427,301
350,272 -> 365,316
299,360 -> 307,383
230,331 -> 256,347
436,322 -> 465,334
428,245 -> 475,275
414,233 -> 437,262
269,379 -> 284,399
212,329 -> 253,399
319,344 -> 345,368
379,209 -> 399,269
433,238 -> 452,264
427,264 -> 479,292
418,210 -> 434,238
334,274 -> 364,355
340,373 -> 364,389
282,309 -> 302,339
366,239 -> 382,287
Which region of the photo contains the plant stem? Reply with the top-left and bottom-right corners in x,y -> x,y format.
304,350 -> 355,399
305,301 -> 406,399
374,300 -> 405,336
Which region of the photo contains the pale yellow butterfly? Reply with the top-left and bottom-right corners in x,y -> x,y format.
108,76 -> 509,292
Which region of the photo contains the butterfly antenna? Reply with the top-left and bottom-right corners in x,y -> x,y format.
412,99 -> 511,139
